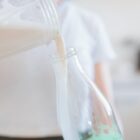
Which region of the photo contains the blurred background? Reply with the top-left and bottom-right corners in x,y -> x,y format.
74,0 -> 140,140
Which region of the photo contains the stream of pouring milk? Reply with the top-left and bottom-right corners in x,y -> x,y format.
55,35 -> 78,140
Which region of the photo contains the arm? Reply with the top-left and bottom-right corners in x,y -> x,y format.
94,62 -> 114,104
94,63 -> 123,131
93,63 -> 114,125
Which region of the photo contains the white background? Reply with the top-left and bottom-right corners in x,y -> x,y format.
75,0 -> 140,41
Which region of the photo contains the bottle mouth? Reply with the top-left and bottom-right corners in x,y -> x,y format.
50,48 -> 77,63
67,48 -> 77,57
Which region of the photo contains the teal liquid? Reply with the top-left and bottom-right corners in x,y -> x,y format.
79,125 -> 123,140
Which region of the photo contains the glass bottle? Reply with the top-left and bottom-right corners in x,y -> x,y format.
52,48 -> 124,140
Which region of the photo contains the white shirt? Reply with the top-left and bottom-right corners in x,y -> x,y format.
0,1 -> 115,138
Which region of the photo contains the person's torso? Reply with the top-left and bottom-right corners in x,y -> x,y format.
0,1 -> 96,137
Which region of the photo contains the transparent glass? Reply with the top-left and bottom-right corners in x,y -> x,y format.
0,0 -> 59,58
53,48 -> 124,140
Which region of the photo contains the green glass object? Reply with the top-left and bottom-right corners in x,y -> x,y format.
79,124 -> 123,140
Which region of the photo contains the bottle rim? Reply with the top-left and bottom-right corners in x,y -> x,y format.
50,48 -> 77,63
67,48 -> 77,57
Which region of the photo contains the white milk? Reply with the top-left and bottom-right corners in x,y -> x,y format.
55,35 -> 79,140
54,35 -> 69,140
0,25 -> 53,58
